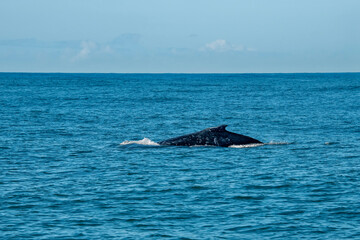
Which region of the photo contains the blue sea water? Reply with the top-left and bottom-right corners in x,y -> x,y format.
1,72 -> 360,239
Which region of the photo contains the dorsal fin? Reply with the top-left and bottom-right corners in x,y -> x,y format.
208,125 -> 228,132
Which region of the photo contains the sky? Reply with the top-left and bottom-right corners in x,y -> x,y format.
0,0 -> 359,73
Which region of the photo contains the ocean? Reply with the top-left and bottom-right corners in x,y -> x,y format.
1,73 -> 359,239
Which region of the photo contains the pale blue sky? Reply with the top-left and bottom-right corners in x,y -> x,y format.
0,0 -> 359,73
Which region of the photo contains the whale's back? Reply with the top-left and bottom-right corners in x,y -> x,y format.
158,125 -> 262,147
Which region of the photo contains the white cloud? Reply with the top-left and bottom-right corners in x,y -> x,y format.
205,39 -> 227,51
73,41 -> 97,61
201,39 -> 254,52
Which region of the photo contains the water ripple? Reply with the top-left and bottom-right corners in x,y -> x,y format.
1,73 -> 360,239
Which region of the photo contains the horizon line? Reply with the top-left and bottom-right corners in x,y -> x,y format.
1,71 -> 360,74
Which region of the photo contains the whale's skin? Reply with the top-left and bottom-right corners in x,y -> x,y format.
158,125 -> 262,147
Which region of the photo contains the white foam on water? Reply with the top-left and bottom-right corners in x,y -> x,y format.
229,141 -> 290,148
120,138 -> 160,146
229,143 -> 264,148
267,141 -> 291,145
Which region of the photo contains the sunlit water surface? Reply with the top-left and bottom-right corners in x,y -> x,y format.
1,73 -> 360,239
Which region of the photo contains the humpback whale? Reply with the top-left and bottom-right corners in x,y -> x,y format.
158,125 -> 262,147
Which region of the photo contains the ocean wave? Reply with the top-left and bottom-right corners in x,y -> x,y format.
120,138 -> 160,146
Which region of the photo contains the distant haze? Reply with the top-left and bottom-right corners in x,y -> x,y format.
1,0 -> 359,73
